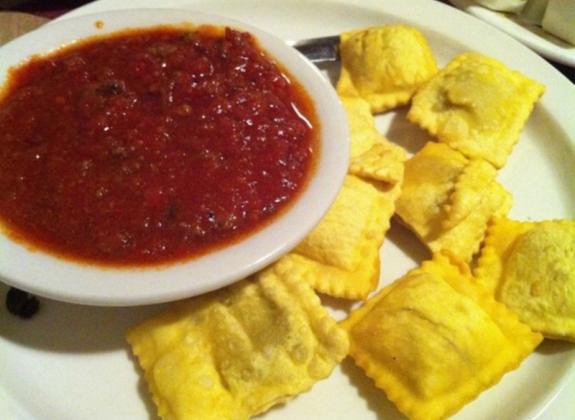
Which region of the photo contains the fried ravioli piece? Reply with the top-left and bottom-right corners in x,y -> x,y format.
408,52 -> 545,168
126,262 -> 349,420
395,142 -> 511,261
341,96 -> 406,183
283,96 -> 405,300
349,142 -> 405,184
283,174 -> 398,299
475,218 -> 575,341
342,253 -> 542,420
341,96 -> 381,159
337,25 -> 438,113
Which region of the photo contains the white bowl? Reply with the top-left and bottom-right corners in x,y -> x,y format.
0,9 -> 348,306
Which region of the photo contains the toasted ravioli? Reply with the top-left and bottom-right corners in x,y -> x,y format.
396,142 -> 511,261
337,25 -> 438,113
342,253 -> 542,420
286,95 -> 405,300
282,245 -> 380,301
294,176 -> 386,270
396,143 -> 468,240
474,218 -> 535,295
341,96 -> 407,183
349,142 -> 405,184
476,218 -> 575,341
284,174 -> 397,299
408,52 -> 544,168
341,96 -> 382,159
126,262 -> 349,420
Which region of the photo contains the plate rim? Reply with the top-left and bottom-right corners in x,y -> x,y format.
448,0 -> 575,67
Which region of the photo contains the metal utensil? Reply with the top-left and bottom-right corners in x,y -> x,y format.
290,35 -> 340,63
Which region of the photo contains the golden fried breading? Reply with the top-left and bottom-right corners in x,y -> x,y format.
408,52 -> 544,168
475,218 -> 575,341
126,261 -> 349,420
286,95 -> 405,300
337,25 -> 438,113
396,142 -> 511,261
349,142 -> 405,184
283,175 -> 395,299
342,253 -> 542,420
341,96 -> 406,184
340,96 -> 382,159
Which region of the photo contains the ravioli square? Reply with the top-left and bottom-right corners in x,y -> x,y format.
337,25 -> 438,113
349,141 -> 405,184
126,262 -> 349,420
395,142 -> 511,261
283,174 -> 398,299
294,175 -> 385,270
475,218 -> 575,341
341,95 -> 406,184
342,253 -> 542,420
341,96 -> 382,159
293,94 -> 405,300
408,52 -> 545,168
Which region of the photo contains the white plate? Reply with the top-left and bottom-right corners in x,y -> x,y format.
1,0 -> 574,419
449,0 -> 575,67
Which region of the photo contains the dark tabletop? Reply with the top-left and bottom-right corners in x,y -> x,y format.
1,0 -> 574,83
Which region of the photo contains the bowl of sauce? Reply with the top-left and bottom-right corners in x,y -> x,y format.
0,9 -> 348,305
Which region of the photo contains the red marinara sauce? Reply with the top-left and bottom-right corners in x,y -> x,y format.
0,26 -> 318,266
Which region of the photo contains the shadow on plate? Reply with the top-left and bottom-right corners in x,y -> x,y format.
319,292 -> 355,312
506,14 -> 571,49
385,219 -> 430,265
382,106 -> 428,155
0,281 -> 168,353
536,339 -> 575,355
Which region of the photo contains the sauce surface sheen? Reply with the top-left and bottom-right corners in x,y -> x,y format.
0,27 -> 317,266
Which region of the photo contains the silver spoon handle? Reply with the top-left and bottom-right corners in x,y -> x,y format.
290,35 -> 340,63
